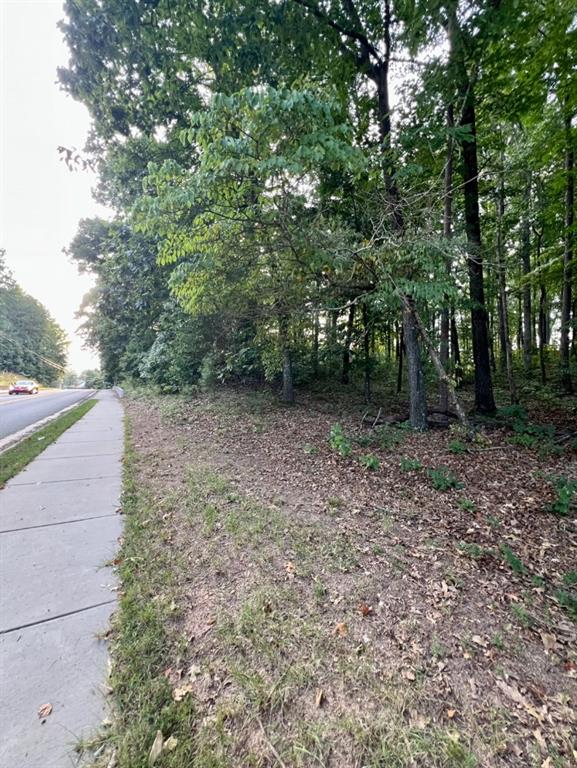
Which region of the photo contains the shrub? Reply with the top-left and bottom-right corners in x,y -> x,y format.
400,457 -> 423,472
547,476 -> 577,517
500,544 -> 526,575
359,454 -> 380,471
329,424 -> 352,458
428,467 -> 463,491
448,439 -> 467,455
458,498 -> 476,512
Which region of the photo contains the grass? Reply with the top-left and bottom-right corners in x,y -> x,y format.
0,398 -> 97,487
91,413 -> 481,767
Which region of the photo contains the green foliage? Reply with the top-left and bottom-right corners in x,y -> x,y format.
400,457 -> 423,472
458,498 -> 477,512
448,440 -> 467,455
329,424 -> 352,458
359,454 -> 380,471
547,476 -> 577,516
428,467 -> 463,492
554,589 -> 577,621
500,545 -> 526,575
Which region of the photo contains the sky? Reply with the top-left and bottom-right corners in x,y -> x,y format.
1,0 -> 109,373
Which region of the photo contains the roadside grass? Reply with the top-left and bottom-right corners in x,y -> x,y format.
90,416 -> 483,768
0,398 -> 97,487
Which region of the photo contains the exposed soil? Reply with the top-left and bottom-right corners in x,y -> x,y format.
125,387 -> 577,767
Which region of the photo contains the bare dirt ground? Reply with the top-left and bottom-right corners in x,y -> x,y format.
123,387 -> 577,767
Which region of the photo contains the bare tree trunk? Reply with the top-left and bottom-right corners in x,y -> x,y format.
447,4 -> 495,414
535,227 -> 547,384
397,322 -> 404,394
521,171 -> 533,372
496,161 -> 518,404
312,305 -> 320,379
560,111 -> 574,394
439,103 -> 453,419
362,303 -> 372,404
341,302 -> 355,384
403,303 -> 427,431
279,315 -> 294,403
450,307 -> 463,388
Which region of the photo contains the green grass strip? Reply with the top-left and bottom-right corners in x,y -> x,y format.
0,398 -> 97,487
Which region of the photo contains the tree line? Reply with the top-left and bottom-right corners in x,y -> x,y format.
0,251 -> 68,385
60,0 -> 576,428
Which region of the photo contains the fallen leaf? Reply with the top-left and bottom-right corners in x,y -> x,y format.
533,729 -> 547,751
172,683 -> 194,702
539,632 -> 557,652
358,602 -> 374,617
403,669 -> 416,681
148,730 -> 163,766
334,622 -> 348,637
471,635 -> 487,647
188,664 -> 201,679
315,688 -> 325,707
163,735 -> 178,752
285,561 -> 296,578
446,709 -> 457,719
37,703 -> 53,719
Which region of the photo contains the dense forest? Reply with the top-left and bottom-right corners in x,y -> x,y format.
59,0 -> 576,426
0,251 -> 68,384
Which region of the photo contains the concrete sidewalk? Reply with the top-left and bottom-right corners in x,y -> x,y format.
0,391 -> 124,767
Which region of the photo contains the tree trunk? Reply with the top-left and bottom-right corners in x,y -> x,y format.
279,315 -> 294,403
312,305 -> 320,378
450,308 -> 463,389
362,303 -> 372,404
521,171 -> 533,372
496,161 -> 518,404
397,322 -> 404,394
447,5 -> 495,414
403,303 -> 427,431
439,103 -> 453,419
560,111 -> 574,394
535,228 -> 547,384
341,302 -> 355,384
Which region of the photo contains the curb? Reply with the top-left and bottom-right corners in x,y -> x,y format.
0,391 -> 97,454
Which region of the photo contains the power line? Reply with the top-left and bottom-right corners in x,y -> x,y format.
0,331 -> 67,373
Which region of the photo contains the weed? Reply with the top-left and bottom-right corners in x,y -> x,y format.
400,457 -> 423,472
303,443 -> 318,455
329,423 -> 353,457
563,571 -> 577,588
359,453 -> 380,471
547,475 -> 577,516
500,544 -> 526,575
458,498 -> 476,512
428,467 -> 463,492
448,439 -> 467,455
371,543 -> 385,556
511,603 -> 533,627
313,577 -> 327,601
375,425 -> 404,451
457,541 -> 487,559
554,589 -> 577,621
487,515 -> 501,529
490,632 -> 505,650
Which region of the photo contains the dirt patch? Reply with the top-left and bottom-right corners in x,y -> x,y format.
124,388 -> 577,767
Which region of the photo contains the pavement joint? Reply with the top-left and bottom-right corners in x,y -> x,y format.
9,473 -> 119,487
0,513 -> 118,535
0,599 -> 117,636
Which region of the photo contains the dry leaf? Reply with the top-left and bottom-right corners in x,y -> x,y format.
285,561 -> 296,578
148,730 -> 163,766
172,683 -> 194,702
315,688 -> 325,708
37,703 -> 53,719
533,729 -> 547,751
404,669 -> 416,681
163,735 -> 178,752
539,632 -> 557,652
188,664 -> 201,679
471,635 -> 487,647
334,622 -> 348,637
358,602 -> 374,617
446,709 -> 457,719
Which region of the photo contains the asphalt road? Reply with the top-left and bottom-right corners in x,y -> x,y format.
0,389 -> 95,440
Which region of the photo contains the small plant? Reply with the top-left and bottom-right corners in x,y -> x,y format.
458,498 -> 476,512
400,457 -> 423,472
491,632 -> 505,650
554,589 -> 577,621
563,571 -> 577,588
511,603 -> 533,627
499,403 -> 528,422
508,432 -> 537,448
547,475 -> 577,517
375,425 -> 404,451
359,454 -> 380,471
329,423 -> 352,458
500,544 -> 526,575
428,466 -> 463,491
448,439 -> 467,455
303,443 -> 318,455
458,541 -> 486,559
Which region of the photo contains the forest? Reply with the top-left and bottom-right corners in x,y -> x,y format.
60,0 -> 576,427
57,2 -> 577,767
0,251 -> 68,384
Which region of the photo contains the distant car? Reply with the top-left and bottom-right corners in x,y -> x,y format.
8,380 -> 39,395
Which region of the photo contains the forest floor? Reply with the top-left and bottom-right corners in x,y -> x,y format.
103,385 -> 577,768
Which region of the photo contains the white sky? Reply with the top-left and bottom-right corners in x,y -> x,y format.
1,0 -> 109,373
